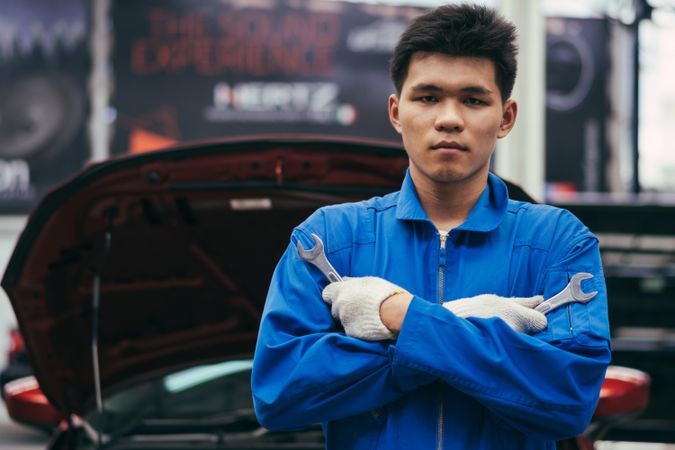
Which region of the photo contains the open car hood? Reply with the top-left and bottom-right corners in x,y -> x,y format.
1,135 -> 409,416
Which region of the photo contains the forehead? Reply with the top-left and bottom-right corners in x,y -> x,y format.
403,52 -> 499,93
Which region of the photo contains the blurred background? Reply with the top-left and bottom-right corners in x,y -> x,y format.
0,0 -> 674,447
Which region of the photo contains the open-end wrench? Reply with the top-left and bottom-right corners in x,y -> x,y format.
296,233 -> 343,283
535,272 -> 598,314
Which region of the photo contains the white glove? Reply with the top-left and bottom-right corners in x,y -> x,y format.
443,294 -> 547,334
322,276 -> 406,341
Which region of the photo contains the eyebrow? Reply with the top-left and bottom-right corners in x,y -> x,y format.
409,83 -> 494,96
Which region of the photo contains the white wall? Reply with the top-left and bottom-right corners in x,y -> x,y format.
0,218 -> 26,352
0,217 -> 26,423
495,0 -> 546,200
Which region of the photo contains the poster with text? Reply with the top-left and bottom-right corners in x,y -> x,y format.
112,0 -> 423,154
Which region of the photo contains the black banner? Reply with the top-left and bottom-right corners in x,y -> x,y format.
545,17 -> 610,194
112,0 -> 422,154
0,0 -> 90,214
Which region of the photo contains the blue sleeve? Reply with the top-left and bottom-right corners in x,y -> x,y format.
251,224 -> 434,430
391,213 -> 611,440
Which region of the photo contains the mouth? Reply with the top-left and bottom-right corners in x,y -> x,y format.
430,141 -> 468,151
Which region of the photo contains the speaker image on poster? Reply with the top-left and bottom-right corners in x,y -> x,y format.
545,17 -> 610,196
0,0 -> 90,214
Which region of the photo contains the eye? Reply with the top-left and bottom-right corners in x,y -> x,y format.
416,95 -> 438,103
463,97 -> 485,106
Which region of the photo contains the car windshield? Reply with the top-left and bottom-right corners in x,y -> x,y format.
77,359 -> 325,449
85,359 -> 257,438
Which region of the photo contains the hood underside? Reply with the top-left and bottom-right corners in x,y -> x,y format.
2,135 -> 409,415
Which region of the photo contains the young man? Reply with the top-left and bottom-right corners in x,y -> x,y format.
252,4 -> 610,449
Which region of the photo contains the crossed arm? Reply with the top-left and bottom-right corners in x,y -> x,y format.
251,234 -> 610,440
323,277 -> 547,339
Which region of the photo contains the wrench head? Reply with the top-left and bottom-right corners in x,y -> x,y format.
296,233 -> 324,261
569,272 -> 598,302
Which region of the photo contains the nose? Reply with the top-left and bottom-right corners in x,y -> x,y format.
434,100 -> 464,132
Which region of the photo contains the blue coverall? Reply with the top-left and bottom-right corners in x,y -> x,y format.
252,171 -> 611,449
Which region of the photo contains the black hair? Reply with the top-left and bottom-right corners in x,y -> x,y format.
390,3 -> 518,102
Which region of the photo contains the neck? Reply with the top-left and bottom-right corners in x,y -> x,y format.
411,170 -> 488,232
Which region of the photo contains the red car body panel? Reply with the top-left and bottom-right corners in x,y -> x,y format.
594,366 -> 650,419
3,376 -> 64,428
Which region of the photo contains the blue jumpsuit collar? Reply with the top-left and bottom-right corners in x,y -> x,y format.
395,170 -> 509,233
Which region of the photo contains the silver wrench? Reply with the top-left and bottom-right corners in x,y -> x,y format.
296,233 -> 343,282
535,272 -> 597,314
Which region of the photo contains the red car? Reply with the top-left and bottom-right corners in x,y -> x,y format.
1,136 -> 649,449
0,327 -> 32,399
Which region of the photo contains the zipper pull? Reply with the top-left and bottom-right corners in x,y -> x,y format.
439,231 -> 448,265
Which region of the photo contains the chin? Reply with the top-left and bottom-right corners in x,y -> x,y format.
431,167 -> 486,185
431,172 -> 467,184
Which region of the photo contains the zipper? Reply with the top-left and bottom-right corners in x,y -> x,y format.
437,231 -> 448,450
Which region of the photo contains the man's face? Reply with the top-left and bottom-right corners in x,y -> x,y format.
388,52 -> 517,189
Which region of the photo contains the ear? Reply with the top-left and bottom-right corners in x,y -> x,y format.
388,94 -> 402,135
497,99 -> 517,139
